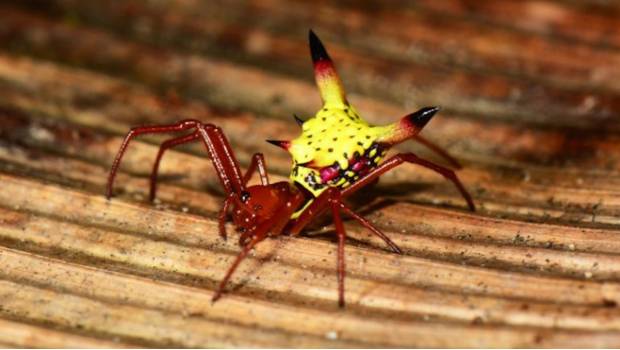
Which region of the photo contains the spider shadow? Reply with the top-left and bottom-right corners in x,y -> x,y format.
345,180 -> 441,213
298,181 -> 437,243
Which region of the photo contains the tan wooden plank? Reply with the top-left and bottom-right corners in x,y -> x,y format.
2,174 -> 620,308
0,279 -> 356,348
0,318 -> 133,348
2,199 -> 620,347
5,246 -> 619,347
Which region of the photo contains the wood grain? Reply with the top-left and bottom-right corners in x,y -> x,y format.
1,0 -> 620,347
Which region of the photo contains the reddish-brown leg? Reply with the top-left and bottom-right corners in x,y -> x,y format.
212,195 -> 303,303
195,125 -> 245,195
218,194 -> 235,240
149,131 -> 200,201
243,153 -> 270,186
288,187 -> 401,307
107,119 -> 201,199
288,189 -> 336,236
289,188 -> 401,253
212,232 -> 265,303
343,152 -> 475,211
106,120 -> 246,199
339,205 -> 402,254
413,134 -> 462,169
330,192 -> 347,308
205,125 -> 245,192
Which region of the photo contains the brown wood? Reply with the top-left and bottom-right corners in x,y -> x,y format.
1,1 -> 620,347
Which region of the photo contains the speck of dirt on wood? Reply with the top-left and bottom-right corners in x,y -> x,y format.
325,331 -> 338,340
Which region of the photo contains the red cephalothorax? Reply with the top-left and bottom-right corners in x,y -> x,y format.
106,30 -> 475,307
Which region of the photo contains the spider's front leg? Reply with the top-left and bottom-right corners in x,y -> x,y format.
106,119 -> 247,202
211,192 -> 303,303
107,118 -> 271,244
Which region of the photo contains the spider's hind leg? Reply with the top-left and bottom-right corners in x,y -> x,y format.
289,187 -> 402,307
342,152 -> 475,211
412,134 -> 462,169
212,197 -> 301,303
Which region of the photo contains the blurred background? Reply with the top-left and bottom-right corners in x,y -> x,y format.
1,0 -> 620,347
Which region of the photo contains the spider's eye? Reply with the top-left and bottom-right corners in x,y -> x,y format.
240,191 -> 251,202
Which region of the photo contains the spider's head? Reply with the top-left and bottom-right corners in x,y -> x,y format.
230,191 -> 258,234
230,183 -> 300,235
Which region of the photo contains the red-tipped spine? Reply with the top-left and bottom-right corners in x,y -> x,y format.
309,30 -> 346,105
378,107 -> 440,146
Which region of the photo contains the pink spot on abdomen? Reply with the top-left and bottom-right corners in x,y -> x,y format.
320,166 -> 340,183
351,158 -> 372,175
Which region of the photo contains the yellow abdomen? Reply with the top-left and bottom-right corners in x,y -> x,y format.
288,104 -> 392,198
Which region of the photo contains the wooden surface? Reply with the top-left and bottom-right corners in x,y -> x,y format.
1,0 -> 620,347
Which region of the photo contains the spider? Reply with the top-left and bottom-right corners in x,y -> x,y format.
106,30 -> 475,307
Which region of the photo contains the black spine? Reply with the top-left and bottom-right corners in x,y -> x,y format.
309,29 -> 331,63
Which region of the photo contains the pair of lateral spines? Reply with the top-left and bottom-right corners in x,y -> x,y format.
268,30 -> 440,153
